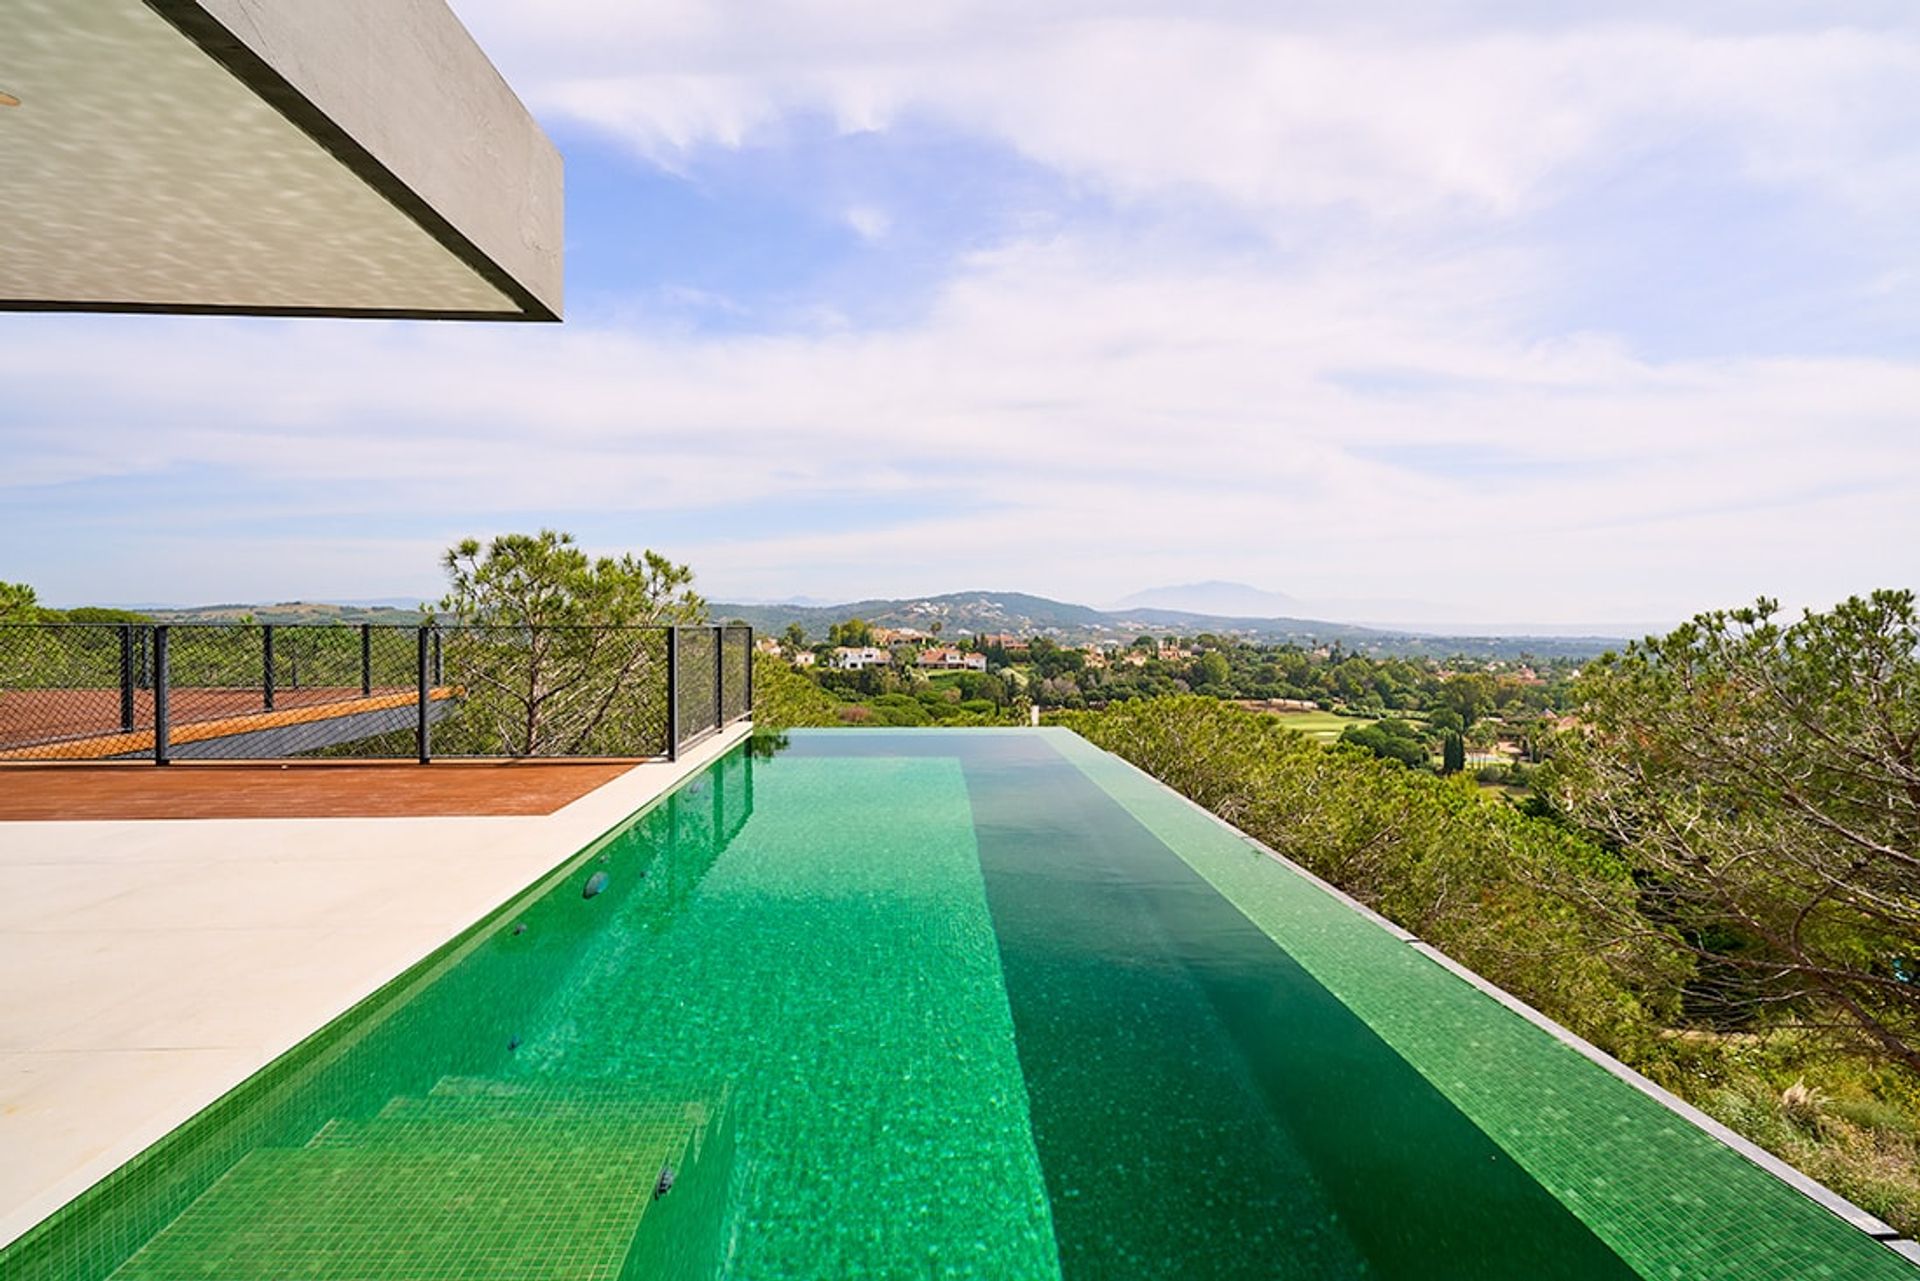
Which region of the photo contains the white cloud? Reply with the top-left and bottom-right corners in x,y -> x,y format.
4,235 -> 1916,619
459,4 -> 1920,225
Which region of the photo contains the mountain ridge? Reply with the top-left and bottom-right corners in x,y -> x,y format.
710,589 -> 1631,659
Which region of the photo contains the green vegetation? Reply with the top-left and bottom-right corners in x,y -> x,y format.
1551,591 -> 1919,1074
751,652 -> 843,728
0,580 -> 149,626
1338,717 -> 1431,768
1263,709 -> 1371,742
826,618 -> 875,647
769,616 -> 1569,772
1,581 -> 41,622
436,530 -> 704,632
431,530 -> 706,755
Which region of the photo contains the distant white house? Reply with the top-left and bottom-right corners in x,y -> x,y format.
832,646 -> 891,670
918,647 -> 987,672
791,651 -> 817,668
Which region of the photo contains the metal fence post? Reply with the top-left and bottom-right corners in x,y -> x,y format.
744,627 -> 754,721
432,629 -> 443,686
666,626 -> 680,761
118,625 -> 136,731
262,625 -> 275,711
153,625 -> 171,765
416,626 -> 431,764
360,623 -> 372,698
713,626 -> 724,732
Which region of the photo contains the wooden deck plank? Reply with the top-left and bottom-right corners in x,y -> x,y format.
0,760 -> 639,820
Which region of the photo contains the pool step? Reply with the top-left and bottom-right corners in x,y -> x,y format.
109,1085 -> 718,1281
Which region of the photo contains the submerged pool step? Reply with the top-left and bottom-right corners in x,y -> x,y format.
109,1084 -> 720,1281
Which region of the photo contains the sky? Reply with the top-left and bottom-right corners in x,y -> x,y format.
3,1 -> 1918,625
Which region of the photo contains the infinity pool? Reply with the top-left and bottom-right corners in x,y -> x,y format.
4,729 -> 1907,1279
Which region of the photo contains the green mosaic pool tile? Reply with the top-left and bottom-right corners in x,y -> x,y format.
309,1110 -> 696,1159
375,1081 -> 715,1129
1049,729 -> 1915,1281
949,731 -> 1635,1279
426,1075 -> 704,1102
108,1140 -> 674,1281
487,755 -> 1062,1280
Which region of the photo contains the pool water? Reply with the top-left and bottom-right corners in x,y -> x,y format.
4,729 -> 1908,1280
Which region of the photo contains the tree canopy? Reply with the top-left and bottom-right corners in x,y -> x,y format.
1552,592 -> 1920,1071
827,618 -> 874,647
0,581 -> 40,623
432,530 -> 706,755
437,529 -> 704,629
1339,718 -> 1430,769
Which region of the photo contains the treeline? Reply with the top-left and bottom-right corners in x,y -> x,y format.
0,580 -> 146,625
768,656 -> 1026,727
1005,633 -> 1578,719
780,620 -> 1578,737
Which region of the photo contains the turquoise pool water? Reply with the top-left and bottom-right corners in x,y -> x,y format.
3,729 -> 1907,1279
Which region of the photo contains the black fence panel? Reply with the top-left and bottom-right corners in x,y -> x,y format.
0,622 -> 750,763
159,624 -> 425,760
430,625 -> 674,759
721,626 -> 753,725
674,626 -> 721,748
0,625 -> 151,758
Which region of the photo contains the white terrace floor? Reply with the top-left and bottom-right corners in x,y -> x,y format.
0,725 -> 751,1249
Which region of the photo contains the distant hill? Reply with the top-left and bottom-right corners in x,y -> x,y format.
712,590 -> 1628,660
139,600 -> 427,625
103,590 -> 1630,659
1113,581 -> 1305,616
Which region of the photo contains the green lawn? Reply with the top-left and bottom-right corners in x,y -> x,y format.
1266,710 -> 1375,742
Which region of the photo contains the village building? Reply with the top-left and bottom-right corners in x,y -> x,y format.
831,646 -> 891,670
918,647 -> 988,672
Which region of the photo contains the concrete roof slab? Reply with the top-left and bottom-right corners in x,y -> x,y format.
0,0 -> 561,320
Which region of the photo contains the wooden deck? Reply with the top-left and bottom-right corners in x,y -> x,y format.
0,760 -> 641,820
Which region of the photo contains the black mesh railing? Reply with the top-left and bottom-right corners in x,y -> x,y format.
0,624 -> 152,755
432,625 -> 673,759
721,625 -> 753,724
673,626 -> 721,747
0,622 -> 751,763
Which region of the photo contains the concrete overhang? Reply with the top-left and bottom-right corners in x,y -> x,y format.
0,0 -> 562,320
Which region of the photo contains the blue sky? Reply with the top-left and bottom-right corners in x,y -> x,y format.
3,1 -> 1917,624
